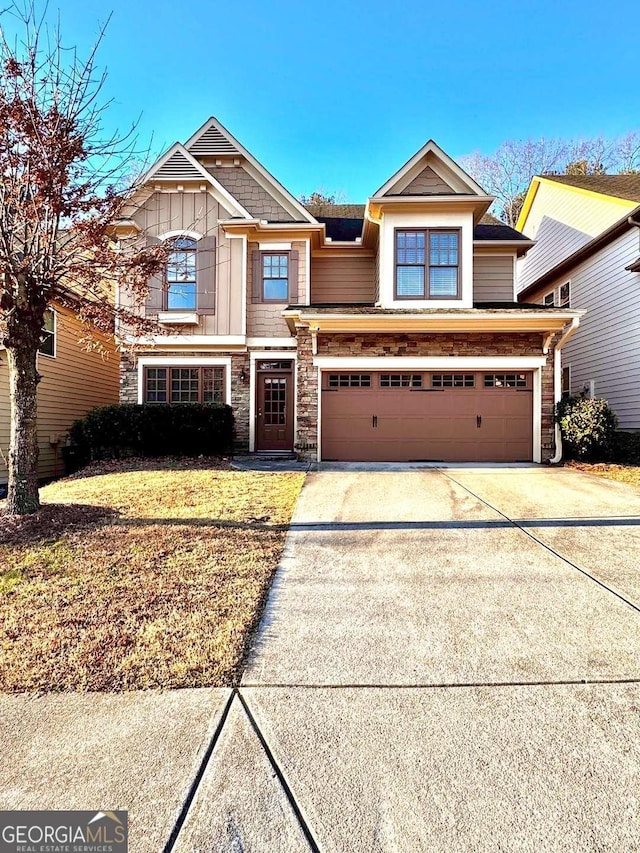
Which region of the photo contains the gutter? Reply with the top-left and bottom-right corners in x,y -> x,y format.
550,317 -> 581,464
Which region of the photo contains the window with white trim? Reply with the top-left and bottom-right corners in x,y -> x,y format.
395,229 -> 461,299
144,366 -> 225,403
543,292 -> 555,307
166,237 -> 197,309
559,282 -> 571,307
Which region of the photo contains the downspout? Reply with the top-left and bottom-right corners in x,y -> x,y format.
550,317 -> 580,464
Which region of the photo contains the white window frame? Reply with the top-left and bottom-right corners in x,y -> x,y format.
137,356 -> 231,405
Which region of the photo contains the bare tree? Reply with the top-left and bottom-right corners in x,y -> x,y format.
0,3 -> 165,515
461,132 -> 640,226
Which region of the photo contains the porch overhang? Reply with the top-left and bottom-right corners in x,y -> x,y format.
283,306 -> 584,336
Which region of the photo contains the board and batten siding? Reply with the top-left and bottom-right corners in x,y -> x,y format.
518,181 -> 636,293
311,254 -> 376,304
0,306 -> 120,484
127,190 -> 244,336
527,228 -> 640,429
472,255 -> 514,302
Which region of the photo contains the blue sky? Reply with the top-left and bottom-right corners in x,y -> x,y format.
4,0 -> 639,200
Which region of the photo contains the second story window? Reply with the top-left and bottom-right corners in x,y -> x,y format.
167,237 -> 197,310
395,229 -> 460,299
262,253 -> 289,301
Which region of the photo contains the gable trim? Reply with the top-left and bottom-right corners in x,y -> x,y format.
143,143 -> 252,219
517,175 -> 638,232
185,117 -> 317,224
373,139 -> 488,198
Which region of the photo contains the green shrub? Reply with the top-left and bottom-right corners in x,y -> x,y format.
555,394 -> 618,461
68,403 -> 234,463
614,431 -> 640,465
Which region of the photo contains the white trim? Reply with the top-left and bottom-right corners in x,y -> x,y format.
137,356 -> 232,405
315,358 -> 544,464
247,337 -> 296,347
142,143 -> 252,219
228,233 -> 247,337
125,335 -> 246,346
313,356 -> 547,369
184,117 -> 317,224
373,139 -> 488,198
259,242 -> 291,251
157,312 -> 199,326
304,238 -> 311,305
157,229 -> 204,242
532,367 -> 542,464
248,350 -> 297,452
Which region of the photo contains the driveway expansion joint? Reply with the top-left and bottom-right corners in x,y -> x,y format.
241,678 -> 640,690
438,467 -> 640,617
236,689 -> 320,853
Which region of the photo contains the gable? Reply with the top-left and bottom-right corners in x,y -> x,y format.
208,166 -> 295,222
185,117 -> 317,223
374,140 -> 488,198
399,165 -> 455,195
153,149 -> 205,181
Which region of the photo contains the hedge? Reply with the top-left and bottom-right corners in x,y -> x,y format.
614,431 -> 640,465
68,403 -> 234,464
555,394 -> 618,461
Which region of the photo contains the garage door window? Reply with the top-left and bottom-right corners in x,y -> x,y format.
380,374 -> 423,388
328,374 -> 372,388
484,374 -> 528,388
432,374 -> 475,388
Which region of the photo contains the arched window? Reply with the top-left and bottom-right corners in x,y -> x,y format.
166,236 -> 197,310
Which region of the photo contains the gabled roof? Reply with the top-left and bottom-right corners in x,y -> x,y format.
373,139 -> 488,198
142,143 -> 252,219
185,117 -> 317,224
518,204 -> 640,300
517,173 -> 640,232
540,173 -> 640,203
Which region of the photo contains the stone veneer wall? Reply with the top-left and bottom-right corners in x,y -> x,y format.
119,349 -> 251,451
296,331 -> 557,462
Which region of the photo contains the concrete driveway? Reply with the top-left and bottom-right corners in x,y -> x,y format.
3,466 -> 640,851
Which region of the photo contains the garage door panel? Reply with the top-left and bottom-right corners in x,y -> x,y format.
321,372 -> 533,462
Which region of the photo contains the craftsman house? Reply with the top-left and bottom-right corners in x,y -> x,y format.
517,174 -> 640,429
115,117 -> 581,463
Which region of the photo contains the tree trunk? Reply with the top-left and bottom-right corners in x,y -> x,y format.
6,344 -> 41,515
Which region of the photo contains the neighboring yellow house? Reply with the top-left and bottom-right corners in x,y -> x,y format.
0,304 -> 120,489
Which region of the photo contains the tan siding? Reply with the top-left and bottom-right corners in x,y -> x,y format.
246,240 -> 304,337
518,181 -> 636,292
529,229 -> 640,429
0,307 -> 120,484
126,190 -> 243,337
401,166 -> 454,195
473,255 -> 514,302
311,255 -> 376,304
207,166 -> 294,222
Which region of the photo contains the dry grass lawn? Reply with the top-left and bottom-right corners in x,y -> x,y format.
0,459 -> 304,693
565,461 -> 640,489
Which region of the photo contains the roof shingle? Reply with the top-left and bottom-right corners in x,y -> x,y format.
541,174 -> 640,203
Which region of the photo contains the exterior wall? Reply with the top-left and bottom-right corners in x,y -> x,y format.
400,166 -> 453,195
518,181 -> 636,292
473,254 -> 515,302
119,348 -> 251,450
310,254 -> 376,304
207,165 -> 295,222
126,190 -> 244,337
246,240 -> 306,338
525,228 -> 640,429
378,210 -> 475,309
294,331 -> 556,462
0,307 -> 120,484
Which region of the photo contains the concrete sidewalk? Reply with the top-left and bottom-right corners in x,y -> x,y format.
3,466 -> 640,851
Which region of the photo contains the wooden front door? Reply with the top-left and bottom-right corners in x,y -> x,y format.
256,365 -> 294,451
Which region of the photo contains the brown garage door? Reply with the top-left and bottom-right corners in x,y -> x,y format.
321,371 -> 533,462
